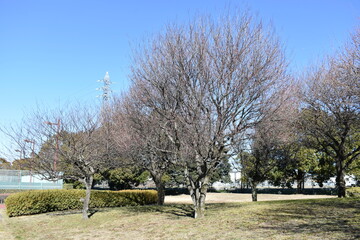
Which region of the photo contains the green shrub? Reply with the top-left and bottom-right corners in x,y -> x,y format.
347,187 -> 360,197
5,189 -> 157,217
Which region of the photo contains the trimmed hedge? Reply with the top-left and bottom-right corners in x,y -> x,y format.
5,189 -> 157,217
347,187 -> 360,197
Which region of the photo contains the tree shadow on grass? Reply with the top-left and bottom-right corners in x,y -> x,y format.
122,202 -> 246,219
47,210 -> 82,216
260,217 -> 360,240
86,202 -> 246,219
87,204 -> 195,218
47,208 -> 103,218
257,198 -> 360,239
126,204 -> 194,218
205,202 -> 244,210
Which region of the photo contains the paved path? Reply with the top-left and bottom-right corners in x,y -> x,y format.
165,192 -> 335,204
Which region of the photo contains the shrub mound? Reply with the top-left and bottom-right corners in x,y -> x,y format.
5,189 -> 157,217
347,187 -> 360,197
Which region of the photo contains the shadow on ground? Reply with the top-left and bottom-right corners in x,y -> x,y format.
124,204 -> 194,218
79,204 -> 195,218
257,198 -> 360,239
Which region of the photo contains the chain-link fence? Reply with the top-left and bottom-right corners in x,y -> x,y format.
0,169 -> 63,190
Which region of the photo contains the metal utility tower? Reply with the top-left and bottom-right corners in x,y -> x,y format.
97,72 -> 112,102
97,72 -> 113,161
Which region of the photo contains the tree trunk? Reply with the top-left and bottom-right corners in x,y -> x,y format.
190,185 -> 207,218
296,180 -> 302,194
187,174 -> 209,218
82,175 -> 93,220
296,176 -> 304,194
335,160 -> 346,198
251,182 -> 258,202
296,170 -> 304,194
302,179 -> 305,190
152,173 -> 165,205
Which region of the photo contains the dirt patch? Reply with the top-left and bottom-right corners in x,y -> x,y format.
165,192 -> 335,204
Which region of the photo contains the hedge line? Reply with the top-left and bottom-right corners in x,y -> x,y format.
5,189 -> 158,217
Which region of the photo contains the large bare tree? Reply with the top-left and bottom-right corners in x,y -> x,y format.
129,12 -> 288,218
300,29 -> 360,197
2,104 -> 111,219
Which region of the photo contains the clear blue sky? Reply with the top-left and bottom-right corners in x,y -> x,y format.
0,0 -> 359,160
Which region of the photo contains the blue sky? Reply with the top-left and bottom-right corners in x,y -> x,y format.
0,0 -> 359,160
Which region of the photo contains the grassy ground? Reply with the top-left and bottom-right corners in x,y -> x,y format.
0,198 -> 359,240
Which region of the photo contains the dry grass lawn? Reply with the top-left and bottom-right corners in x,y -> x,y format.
0,194 -> 358,240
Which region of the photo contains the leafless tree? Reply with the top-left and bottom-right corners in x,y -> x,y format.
110,94 -> 176,205
1,104 -> 111,219
129,11 -> 288,218
300,29 -> 360,197
237,85 -> 299,201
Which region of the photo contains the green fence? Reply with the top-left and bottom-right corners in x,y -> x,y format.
0,169 -> 63,190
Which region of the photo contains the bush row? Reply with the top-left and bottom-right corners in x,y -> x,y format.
5,189 -> 157,217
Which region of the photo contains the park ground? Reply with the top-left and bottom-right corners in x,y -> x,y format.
0,193 -> 359,240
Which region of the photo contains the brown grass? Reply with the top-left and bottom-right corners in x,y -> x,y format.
0,196 -> 359,240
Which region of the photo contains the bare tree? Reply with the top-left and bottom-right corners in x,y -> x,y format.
2,104 -> 110,219
129,11 -> 288,218
237,86 -> 299,201
110,94 -> 175,205
300,29 -> 360,197
238,125 -> 285,201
